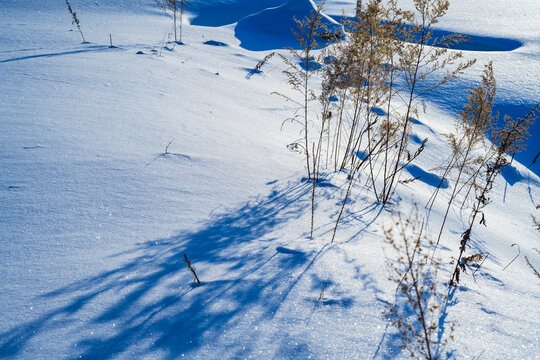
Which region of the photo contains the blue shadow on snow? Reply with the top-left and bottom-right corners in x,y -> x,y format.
421,77 -> 540,176
0,45 -> 120,63
405,164 -> 449,188
234,0 -> 343,51
203,40 -> 229,47
330,16 -> 522,52
0,180 -> 351,359
190,0 -> 288,27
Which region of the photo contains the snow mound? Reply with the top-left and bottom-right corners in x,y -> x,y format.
190,0 -> 288,27
235,0 -> 343,51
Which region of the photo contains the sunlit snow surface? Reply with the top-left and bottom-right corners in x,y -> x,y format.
0,0 -> 539,359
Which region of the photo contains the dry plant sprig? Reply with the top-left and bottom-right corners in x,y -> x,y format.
428,62 -> 497,246
381,0 -> 476,205
278,3 -> 328,181
386,209 -> 454,359
275,2 -> 330,239
183,253 -> 201,284
501,244 -> 520,271
427,62 -> 497,212
528,151 -> 540,169
533,204 -> 540,231
65,0 -> 86,43
164,138 -> 175,154
525,256 -> 540,281
255,52 -> 277,72
526,207 -> 540,281
449,103 -> 538,286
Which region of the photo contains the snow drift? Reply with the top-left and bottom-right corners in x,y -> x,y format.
235,0 -> 343,51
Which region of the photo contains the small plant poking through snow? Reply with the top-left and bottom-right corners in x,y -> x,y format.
526,207 -> 540,281
532,204 -> 540,232
385,209 -> 454,359
65,0 -> 86,43
164,138 -> 175,154
183,253 -> 201,284
254,52 -> 276,72
525,255 -> 540,281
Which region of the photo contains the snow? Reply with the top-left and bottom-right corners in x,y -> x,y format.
235,0 -> 342,51
0,0 -> 539,359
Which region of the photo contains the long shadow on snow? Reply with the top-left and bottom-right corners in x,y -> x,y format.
331,16 -> 522,52
0,180 -> 328,359
0,45 -> 122,63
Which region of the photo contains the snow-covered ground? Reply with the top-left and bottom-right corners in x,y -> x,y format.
0,0 -> 538,358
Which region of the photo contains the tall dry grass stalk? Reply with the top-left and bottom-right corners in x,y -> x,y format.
65,0 -> 86,43
449,103 -> 538,285
428,62 -> 497,246
273,3 -> 331,239
155,0 -> 190,43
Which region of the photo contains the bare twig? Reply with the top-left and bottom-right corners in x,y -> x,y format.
183,253 -> 201,284
165,138 -> 175,154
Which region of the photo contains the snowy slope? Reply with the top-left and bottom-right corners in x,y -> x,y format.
1,0 -> 539,359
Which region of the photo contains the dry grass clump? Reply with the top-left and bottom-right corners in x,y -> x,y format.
269,0 -> 474,240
